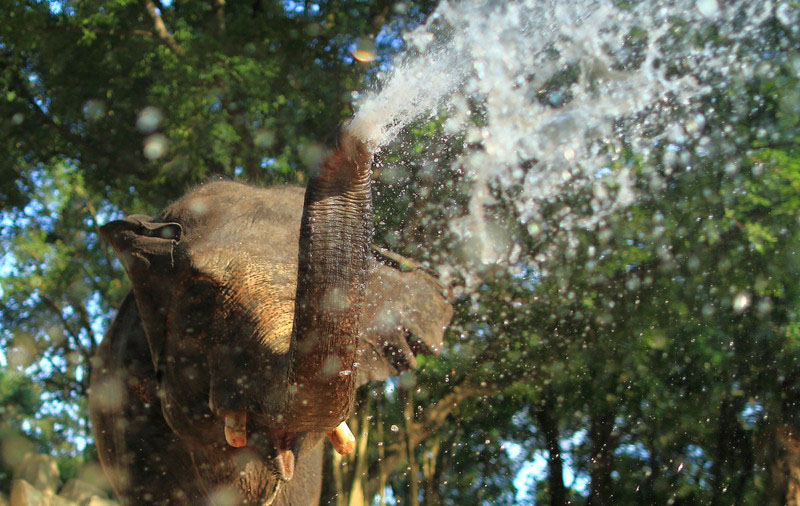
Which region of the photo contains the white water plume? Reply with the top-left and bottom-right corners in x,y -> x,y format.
348,42 -> 467,149
349,0 -> 797,277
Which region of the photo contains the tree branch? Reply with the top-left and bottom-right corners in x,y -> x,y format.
39,295 -> 93,372
404,388 -> 420,506
213,80 -> 261,181
141,0 -> 186,57
534,391 -> 568,506
366,379 -> 493,492
214,0 -> 226,34
72,295 -> 99,356
748,141 -> 800,152
17,88 -> 108,162
85,200 -> 120,285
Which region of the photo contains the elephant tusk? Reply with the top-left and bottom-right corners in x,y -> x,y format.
276,448 -> 295,481
223,411 -> 247,448
271,431 -> 296,481
327,421 -> 356,455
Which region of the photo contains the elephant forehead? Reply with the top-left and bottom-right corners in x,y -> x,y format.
186,249 -> 298,353
164,183 -> 304,253
184,214 -> 300,261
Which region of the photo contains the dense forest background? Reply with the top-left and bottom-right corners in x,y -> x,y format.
1,0 -> 800,504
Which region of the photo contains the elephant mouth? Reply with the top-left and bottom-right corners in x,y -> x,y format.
219,409 -> 355,481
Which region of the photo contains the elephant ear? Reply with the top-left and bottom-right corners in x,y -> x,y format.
356,249 -> 454,386
100,215 -> 183,371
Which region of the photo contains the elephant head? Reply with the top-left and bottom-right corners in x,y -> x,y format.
95,126 -> 416,501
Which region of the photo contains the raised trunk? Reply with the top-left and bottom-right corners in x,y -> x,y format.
282,126 -> 374,432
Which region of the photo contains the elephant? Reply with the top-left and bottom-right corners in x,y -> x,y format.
88,128 -> 453,505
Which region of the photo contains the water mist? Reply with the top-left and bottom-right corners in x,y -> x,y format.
347,0 -> 798,286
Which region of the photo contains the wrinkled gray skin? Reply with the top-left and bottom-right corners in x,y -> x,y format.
89,133 -> 452,505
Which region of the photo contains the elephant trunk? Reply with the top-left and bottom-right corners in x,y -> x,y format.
280,125 -> 374,432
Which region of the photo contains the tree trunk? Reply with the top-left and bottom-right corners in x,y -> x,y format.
711,396 -> 734,506
711,396 -> 753,506
587,408 -> 616,506
782,428 -> 800,506
642,434 -> 662,503
347,396 -> 371,506
422,438 -> 442,505
534,396 -> 568,506
377,391 -> 387,506
332,450 -> 345,506
763,424 -> 800,506
405,388 -> 420,506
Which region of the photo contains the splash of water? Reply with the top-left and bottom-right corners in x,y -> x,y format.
348,0 -> 797,280
348,42 -> 467,149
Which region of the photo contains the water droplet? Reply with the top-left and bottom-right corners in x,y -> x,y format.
351,38 -> 376,63
143,134 -> 168,160
83,99 -> 106,121
254,129 -> 275,148
696,0 -> 719,18
137,106 -> 163,133
733,292 -> 750,313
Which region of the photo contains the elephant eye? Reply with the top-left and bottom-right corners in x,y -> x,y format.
135,222 -> 182,240
158,224 -> 182,240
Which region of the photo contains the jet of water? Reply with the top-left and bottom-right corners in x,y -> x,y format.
349,0 -> 796,277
